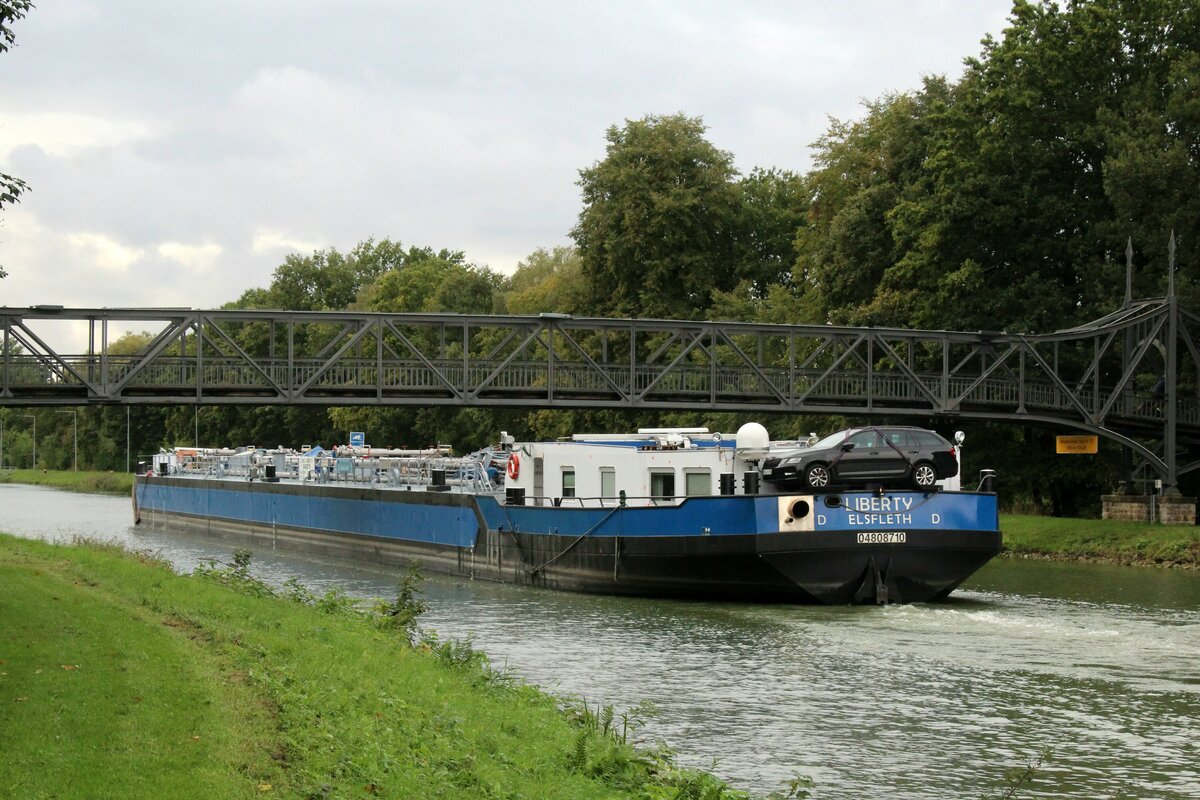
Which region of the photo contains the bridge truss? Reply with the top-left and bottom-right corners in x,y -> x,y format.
2,295 -> 1199,487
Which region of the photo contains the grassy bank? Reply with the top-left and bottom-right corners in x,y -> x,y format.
0,534 -> 755,799
1001,513 -> 1200,567
0,468 -> 134,495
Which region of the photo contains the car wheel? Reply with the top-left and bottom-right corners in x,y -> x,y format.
805,463 -> 831,490
912,460 -> 938,489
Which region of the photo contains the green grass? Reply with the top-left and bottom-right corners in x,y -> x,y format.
0,539 -> 277,799
0,468 -> 134,495
1001,513 -> 1200,567
0,534 -> 753,800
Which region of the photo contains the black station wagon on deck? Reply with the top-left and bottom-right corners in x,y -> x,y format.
761,426 -> 959,490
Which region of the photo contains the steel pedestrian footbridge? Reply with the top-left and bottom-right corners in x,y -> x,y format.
2,296 -> 1198,487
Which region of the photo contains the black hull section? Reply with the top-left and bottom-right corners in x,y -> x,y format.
503,528 -> 1000,604
138,506 -> 1000,605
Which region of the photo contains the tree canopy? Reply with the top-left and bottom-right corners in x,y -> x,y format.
572,114 -> 743,319
504,246 -> 587,315
793,0 -> 1200,332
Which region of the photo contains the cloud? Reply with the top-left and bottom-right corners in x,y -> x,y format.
251,228 -> 326,256
65,231 -> 144,273
157,241 -> 223,271
0,111 -> 160,163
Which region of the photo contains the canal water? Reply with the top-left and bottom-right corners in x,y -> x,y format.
3,483 -> 1198,799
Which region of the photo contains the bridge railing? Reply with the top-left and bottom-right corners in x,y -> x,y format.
6,351 -> 1194,426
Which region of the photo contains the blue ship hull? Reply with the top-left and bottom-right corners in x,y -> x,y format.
135,476 -> 1001,604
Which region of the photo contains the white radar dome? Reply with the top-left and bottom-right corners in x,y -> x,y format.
735,422 -> 770,460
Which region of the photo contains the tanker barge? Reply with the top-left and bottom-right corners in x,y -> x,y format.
135,424 -> 1001,604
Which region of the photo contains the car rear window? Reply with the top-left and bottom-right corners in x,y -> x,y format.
885,430 -> 916,447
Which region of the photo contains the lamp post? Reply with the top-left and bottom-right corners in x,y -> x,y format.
21,414 -> 36,469
954,430 -> 966,488
57,410 -> 78,471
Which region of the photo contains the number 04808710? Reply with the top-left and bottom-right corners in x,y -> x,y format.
856,531 -> 906,544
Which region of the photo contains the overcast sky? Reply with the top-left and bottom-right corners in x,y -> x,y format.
1,0 -> 1013,321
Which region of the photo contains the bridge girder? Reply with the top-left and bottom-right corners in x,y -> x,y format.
2,302 -> 1197,487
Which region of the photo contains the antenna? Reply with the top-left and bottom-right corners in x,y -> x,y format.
1125,236 -> 1133,307
1168,231 -> 1177,298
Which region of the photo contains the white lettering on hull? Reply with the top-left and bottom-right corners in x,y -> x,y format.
846,512 -> 913,527
847,495 -> 915,513
811,496 -> 957,531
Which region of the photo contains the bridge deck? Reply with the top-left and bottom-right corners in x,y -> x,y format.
3,303 -> 1198,481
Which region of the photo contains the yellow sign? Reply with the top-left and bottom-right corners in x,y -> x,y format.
1056,435 -> 1098,454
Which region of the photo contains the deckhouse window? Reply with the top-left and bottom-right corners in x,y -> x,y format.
562,468 -> 576,498
600,467 -> 616,498
650,470 -> 675,501
684,470 -> 711,497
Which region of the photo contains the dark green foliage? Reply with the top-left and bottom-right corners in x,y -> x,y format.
0,170 -> 26,209
980,747 -> 1052,800
573,114 -> 743,319
563,698 -> 760,798
193,550 -> 366,614
795,84 -> 952,326
355,245 -> 501,314
800,0 -> 1200,332
233,238 -> 409,312
0,0 -> 33,54
734,168 -> 808,298
570,116 -> 811,322
193,548 -> 277,598
504,246 -> 588,314
374,563 -> 430,644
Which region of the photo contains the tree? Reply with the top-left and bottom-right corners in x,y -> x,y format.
874,0 -> 1119,332
790,0 -> 1200,335
734,168 -> 808,298
1098,47 -> 1200,306
0,0 -> 34,279
0,0 -> 32,54
875,0 -> 1200,332
233,238 -> 425,312
357,250 -> 502,314
504,246 -> 588,315
795,82 -> 952,326
572,114 -> 742,319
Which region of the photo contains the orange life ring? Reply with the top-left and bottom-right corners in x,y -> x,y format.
506,453 -> 520,480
